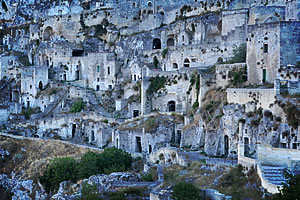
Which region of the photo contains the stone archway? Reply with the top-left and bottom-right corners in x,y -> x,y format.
153,38 -> 161,49
43,26 -> 53,41
167,38 -> 175,47
183,58 -> 190,67
168,100 -> 176,112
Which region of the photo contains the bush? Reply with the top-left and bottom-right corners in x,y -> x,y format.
171,182 -> 202,200
147,76 -> 166,95
41,148 -> 132,192
40,157 -> 77,192
70,99 -> 85,113
77,152 -> 102,179
80,182 -> 101,200
162,48 -> 168,59
228,43 -> 246,64
192,102 -> 199,111
153,56 -> 159,68
276,170 -> 300,200
100,147 -> 132,174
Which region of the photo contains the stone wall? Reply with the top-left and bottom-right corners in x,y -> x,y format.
257,144 -> 300,166
247,22 -> 280,84
227,88 -> 276,110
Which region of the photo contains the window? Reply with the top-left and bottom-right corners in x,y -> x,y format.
107,67 -> 110,75
263,44 -> 268,53
30,85 -> 32,89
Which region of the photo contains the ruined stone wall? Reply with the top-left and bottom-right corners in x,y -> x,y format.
216,63 -> 246,88
248,6 -> 285,25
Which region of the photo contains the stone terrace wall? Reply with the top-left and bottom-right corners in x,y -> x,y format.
257,144 -> 300,166
227,88 -> 276,110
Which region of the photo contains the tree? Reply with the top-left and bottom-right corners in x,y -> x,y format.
77,151 -> 103,179
276,171 -> 300,200
171,182 -> 202,200
100,147 -> 132,174
40,157 -> 77,192
228,43 -> 246,64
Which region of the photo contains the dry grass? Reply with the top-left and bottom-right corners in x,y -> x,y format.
0,136 -> 99,181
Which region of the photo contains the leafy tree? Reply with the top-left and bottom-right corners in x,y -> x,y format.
40,157 -> 77,192
171,182 -> 202,200
228,43 -> 246,64
100,147 -> 132,174
77,151 -> 103,179
276,171 -> 300,200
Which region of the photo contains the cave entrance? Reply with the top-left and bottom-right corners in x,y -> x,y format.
72,124 -> 76,137
224,135 -> 229,156
135,136 -> 142,153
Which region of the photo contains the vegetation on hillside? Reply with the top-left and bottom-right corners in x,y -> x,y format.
171,181 -> 202,200
70,98 -> 85,113
40,148 -> 132,192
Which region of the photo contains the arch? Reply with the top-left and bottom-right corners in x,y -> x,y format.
168,100 -> 176,112
173,63 -> 178,69
217,57 -> 223,64
153,38 -> 161,49
167,38 -> 175,47
43,26 -> 53,41
38,81 -> 43,90
12,90 -> 20,103
183,58 -> 190,67
147,1 -> 153,7
224,135 -> 229,156
263,15 -> 280,23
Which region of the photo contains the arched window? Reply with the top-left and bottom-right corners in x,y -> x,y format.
38,81 -> 43,90
43,26 -> 53,41
91,130 -> 95,141
148,1 -> 153,7
167,38 -> 175,47
173,63 -> 178,69
217,57 -> 223,64
184,58 -> 190,67
153,38 -> 161,49
168,101 -> 176,112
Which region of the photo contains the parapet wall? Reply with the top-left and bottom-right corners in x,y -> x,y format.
226,88 -> 276,110
257,144 -> 300,166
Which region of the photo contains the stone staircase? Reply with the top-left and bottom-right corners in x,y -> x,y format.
260,166 -> 287,186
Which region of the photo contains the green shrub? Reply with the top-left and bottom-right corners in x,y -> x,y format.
228,43 -> 246,64
162,48 -> 168,59
77,152 -> 102,179
100,147 -> 132,174
144,117 -> 158,132
40,148 -> 132,192
40,157 -> 77,192
153,56 -> 159,68
192,102 -> 199,111
70,99 -> 85,113
171,182 -> 201,200
80,182 -> 101,200
147,76 -> 166,95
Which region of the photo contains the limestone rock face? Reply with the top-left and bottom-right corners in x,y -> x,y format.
205,104 -> 244,156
